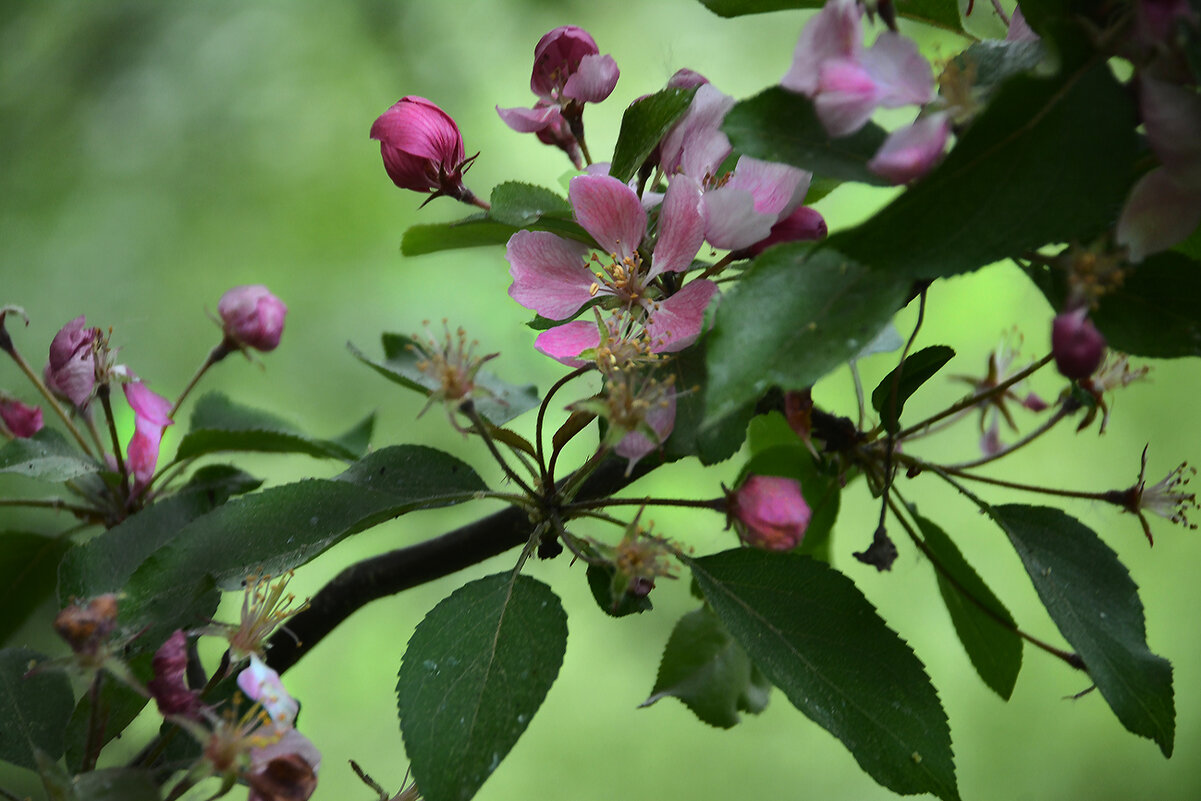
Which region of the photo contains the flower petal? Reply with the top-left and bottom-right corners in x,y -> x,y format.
659,83 -> 735,177
650,175 -> 705,278
534,321 -> 601,367
644,279 -> 719,352
616,392 -> 675,467
506,231 -> 597,319
569,174 -> 646,259
860,32 -> 934,108
564,54 -> 620,103
726,156 -> 812,218
782,0 -> 863,96
495,104 -> 558,133
1115,167 -> 1201,262
702,185 -> 775,251
814,58 -> 881,137
867,112 -> 950,184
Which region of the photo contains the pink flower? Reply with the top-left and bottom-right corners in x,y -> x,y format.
218,285 -> 287,352
0,398 -> 43,438
1051,308 -> 1106,380
867,111 -> 951,184
782,0 -> 934,137
730,475 -> 812,551
123,381 -> 173,490
702,155 -> 816,251
44,316 -> 99,408
237,655 -> 321,773
371,96 -> 479,203
497,26 -> 619,168
740,206 -> 828,257
148,630 -> 202,720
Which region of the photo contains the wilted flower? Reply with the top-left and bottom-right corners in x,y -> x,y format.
44,316 -> 99,408
408,322 -> 500,431
729,475 -> 812,551
53,594 -> 119,665
123,381 -> 174,491
1111,447 -> 1198,544
219,285 -> 287,353
371,96 -> 481,206
1077,353 -> 1150,433
0,397 -> 43,438
148,629 -> 203,720
1051,308 -> 1106,380
212,571 -> 309,663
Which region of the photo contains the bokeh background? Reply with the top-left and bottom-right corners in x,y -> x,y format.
2,2 -> 1199,799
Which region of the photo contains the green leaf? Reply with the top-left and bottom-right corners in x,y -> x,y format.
704,245 -> 910,426
120,446 -> 487,638
487,182 -> 571,226
1090,252 -> 1201,358
0,647 -> 74,770
174,392 -> 365,462
911,511 -> 1022,700
349,333 -> 540,426
401,214 -> 591,257
830,62 -> 1137,279
689,549 -> 960,801
64,655 -> 152,773
397,574 -> 567,801
953,40 -> 1047,95
0,532 -> 71,644
609,87 -> 698,184
991,504 -> 1175,756
723,88 -> 890,186
72,769 -> 160,801
664,345 -> 753,465
696,0 -> 964,31
871,345 -> 956,434
0,428 -> 99,482
642,606 -> 771,728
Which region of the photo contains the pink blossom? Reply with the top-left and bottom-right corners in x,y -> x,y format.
235,655 -> 321,800
1051,308 -> 1106,380
867,111 -> 951,184
658,83 -> 735,179
218,285 -> 288,352
741,206 -> 828,257
703,155 -> 815,250
782,0 -> 934,137
148,630 -> 202,720
371,96 -> 478,203
123,381 -> 173,490
731,475 -> 811,551
44,316 -> 99,408
0,398 -> 43,438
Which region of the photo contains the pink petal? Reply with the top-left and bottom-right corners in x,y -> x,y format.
659,84 -> 734,177
1140,74 -> 1201,187
649,175 -> 705,278
814,59 -> 882,137
563,54 -> 620,103
744,205 -> 827,257
615,392 -> 675,467
702,185 -> 775,251
124,382 -> 173,426
534,322 -> 601,367
726,156 -> 812,218
782,0 -> 863,96
569,174 -> 646,259
867,112 -> 951,184
506,231 -> 598,319
238,654 -> 299,726
860,32 -> 934,108
1116,167 -> 1201,262
644,279 -> 719,352
496,104 -> 558,133
369,97 -> 464,166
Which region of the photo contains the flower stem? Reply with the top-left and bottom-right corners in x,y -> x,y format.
462,402 -> 538,498
97,385 -> 131,501
943,404 -> 1070,470
6,345 -> 95,457
536,365 -> 593,485
169,341 -> 232,420
697,253 -> 737,281
0,497 -> 100,518
565,495 -> 725,513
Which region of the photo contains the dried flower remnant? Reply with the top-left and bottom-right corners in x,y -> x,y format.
53,594 -> 120,666
1112,447 -> 1199,544
213,571 -> 310,663
950,334 -> 1047,451
409,322 -> 500,430
1076,354 -> 1150,433
148,629 -> 203,719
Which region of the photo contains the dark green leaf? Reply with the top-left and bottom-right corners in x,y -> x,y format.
831,62 -> 1137,279
349,333 -> 539,426
0,647 -> 74,770
642,606 -> 770,728
610,87 -> 698,184
64,655 -> 152,772
120,446 -> 487,638
0,428 -> 99,482
72,769 -> 160,801
697,0 -> 964,31
871,345 -> 956,434
911,511 -> 1022,700
174,392 -> 363,462
1091,252 -> 1201,358
991,504 -> 1175,756
723,88 -> 890,186
585,563 -> 653,617
704,245 -> 910,426
0,532 -> 71,644
397,574 -> 567,801
689,549 -> 960,801
953,40 -> 1046,95
664,345 -> 753,465
401,215 -> 591,257
488,182 -> 571,227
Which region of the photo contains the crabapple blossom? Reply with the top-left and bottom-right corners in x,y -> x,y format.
218,285 -> 287,353
44,315 -> 99,408
730,475 -> 812,551
123,381 -> 173,490
0,398 -> 43,438
371,96 -> 480,204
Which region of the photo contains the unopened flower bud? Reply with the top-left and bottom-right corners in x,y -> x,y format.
44,316 -> 99,407
730,475 -> 811,551
1051,308 -> 1106,379
148,629 -> 203,719
0,398 -> 43,438
218,285 -> 287,353
371,96 -> 478,204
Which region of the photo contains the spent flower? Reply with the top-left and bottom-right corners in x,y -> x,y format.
148,629 -> 203,720
214,571 -> 309,663
1112,447 -> 1199,544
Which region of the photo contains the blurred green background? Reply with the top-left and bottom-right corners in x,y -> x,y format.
2,2 -> 1199,799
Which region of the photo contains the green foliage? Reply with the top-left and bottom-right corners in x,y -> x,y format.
871,345 -> 956,434
586,563 -> 654,617
0,531 -> 71,644
991,504 -> 1176,756
723,88 -> 890,186
0,428 -> 99,482
64,657 -> 152,773
0,647 -> 74,770
689,549 -> 960,801
397,573 -> 567,801
487,182 -> 571,227
664,345 -> 755,464
174,392 -> 373,462
609,87 -> 698,184
643,605 -> 771,728
349,333 -> 540,426
703,245 -> 911,426
71,769 -> 161,801
911,510 -> 1022,700
401,212 -> 590,257
696,0 -> 965,31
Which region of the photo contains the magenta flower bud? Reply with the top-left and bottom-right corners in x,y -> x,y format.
370,96 -> 476,203
124,381 -> 174,490
531,26 -> 618,104
148,630 -> 202,719
731,475 -> 812,551
44,316 -> 99,408
1052,308 -> 1107,379
219,285 -> 287,352
0,399 -> 43,438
